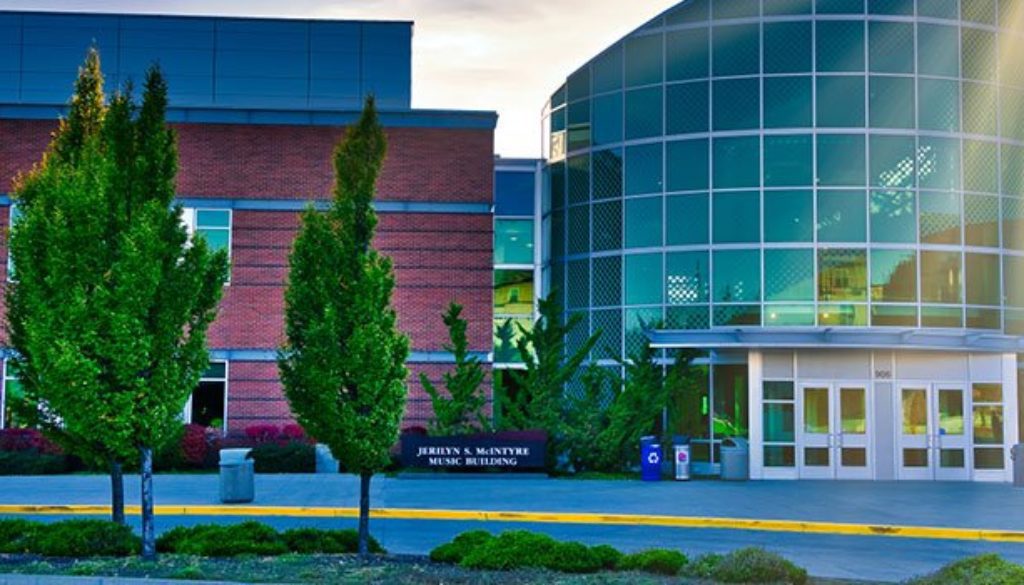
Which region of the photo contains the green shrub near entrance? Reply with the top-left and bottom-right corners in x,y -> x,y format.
616,548 -> 688,575
907,554 -> 1024,585
0,519 -> 41,553
457,530 -> 608,573
281,527 -> 383,554
23,520 -> 140,557
700,547 -> 808,584
156,522 -> 288,556
248,442 -> 315,473
428,530 -> 493,564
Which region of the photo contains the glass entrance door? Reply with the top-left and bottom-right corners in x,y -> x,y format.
798,384 -> 871,479
897,385 -> 970,480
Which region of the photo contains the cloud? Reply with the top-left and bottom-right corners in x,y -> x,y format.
0,0 -> 677,156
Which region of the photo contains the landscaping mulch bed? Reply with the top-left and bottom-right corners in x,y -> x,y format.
0,554 -> 876,584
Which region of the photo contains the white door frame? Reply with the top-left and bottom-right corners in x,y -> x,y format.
895,382 -> 972,481
796,381 -> 874,480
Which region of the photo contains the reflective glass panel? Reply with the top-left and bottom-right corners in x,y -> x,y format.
714,0 -> 758,18
567,99 -> 590,151
871,249 -> 917,303
764,405 -> 795,442
592,199 -> 622,251
713,78 -> 760,131
764,21 -> 812,73
869,21 -> 913,73
495,219 -> 534,265
591,93 -> 622,147
818,134 -> 866,186
714,305 -> 761,326
567,206 -> 589,255
870,191 -> 916,244
626,307 -> 662,355
962,82 -> 998,136
804,387 -> 830,434
920,191 -> 961,245
963,140 -> 999,194
765,249 -> 814,301
841,387 -> 867,433
593,149 -> 623,200
871,135 -> 915,189
869,76 -> 915,129
805,447 -> 830,466
625,253 -> 663,305
918,0 -> 958,19
625,87 -> 663,139
765,381 -> 795,400
592,44 -> 622,94
973,406 -> 1005,445
764,76 -> 813,128
666,81 -> 709,135
625,33 -> 663,87
817,190 -> 867,242
764,190 -> 813,242
713,136 -> 760,189
962,28 -> 996,81
494,270 -> 534,316
713,249 -> 760,302
666,27 -> 709,81
764,0 -> 813,15
938,389 -> 965,436
817,75 -> 865,127
666,139 -> 709,191
818,248 -> 868,301
1004,144 -> 1024,196
816,20 -> 865,72
666,251 -> 709,305
666,193 -> 709,245
918,136 -> 960,191
712,24 -> 760,76
904,449 -> 928,467
921,306 -> 963,327
902,388 -> 928,435
974,448 -> 1004,470
871,305 -> 917,326
625,196 -> 663,249
918,78 -> 960,132
973,383 -> 1002,403
765,305 -> 816,326
920,251 -> 962,303
764,135 -> 813,187
965,253 -> 1000,306
819,304 -> 868,326
625,143 -> 663,196
592,256 -> 621,307
568,154 -> 590,205
713,191 -> 760,243
917,23 -> 960,77
817,0 -> 864,13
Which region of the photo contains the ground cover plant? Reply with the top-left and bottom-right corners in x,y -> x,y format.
906,553 -> 1024,584
0,519 -> 139,557
156,522 -> 383,556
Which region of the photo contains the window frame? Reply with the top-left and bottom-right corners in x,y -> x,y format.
183,360 -> 230,434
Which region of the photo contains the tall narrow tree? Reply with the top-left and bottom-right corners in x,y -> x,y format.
421,302 -> 489,436
279,96 -> 409,557
7,51 -> 228,558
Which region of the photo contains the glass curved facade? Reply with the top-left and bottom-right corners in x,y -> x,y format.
544,0 -> 1024,362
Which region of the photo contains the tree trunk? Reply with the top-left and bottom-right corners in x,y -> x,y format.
110,459 -> 125,525
358,471 -> 371,558
140,446 -> 156,559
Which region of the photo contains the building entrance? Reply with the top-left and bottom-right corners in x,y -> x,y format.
797,383 -> 872,480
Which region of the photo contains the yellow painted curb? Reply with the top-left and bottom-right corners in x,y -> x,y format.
1,504 -> 1022,543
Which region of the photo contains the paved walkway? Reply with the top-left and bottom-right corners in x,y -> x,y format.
2,474 -> 1024,582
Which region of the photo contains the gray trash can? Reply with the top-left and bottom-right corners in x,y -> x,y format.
1013,444 -> 1024,488
315,443 -> 340,474
720,437 -> 749,481
219,448 -> 254,503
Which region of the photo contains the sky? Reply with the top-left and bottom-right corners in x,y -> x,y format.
0,0 -> 678,158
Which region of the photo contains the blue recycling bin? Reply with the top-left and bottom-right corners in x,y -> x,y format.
640,435 -> 662,482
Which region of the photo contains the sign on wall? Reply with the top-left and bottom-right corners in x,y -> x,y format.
401,434 -> 546,470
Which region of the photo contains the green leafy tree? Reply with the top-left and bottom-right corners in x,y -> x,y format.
493,318 -> 519,364
421,302 -> 489,436
561,363 -> 613,473
7,50 -> 228,558
500,292 -> 600,467
279,96 -> 409,557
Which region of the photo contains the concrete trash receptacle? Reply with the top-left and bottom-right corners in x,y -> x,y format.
720,437 -> 749,481
1013,444 -> 1024,488
219,448 -> 254,503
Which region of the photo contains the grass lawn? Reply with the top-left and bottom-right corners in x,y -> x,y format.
0,554 -> 876,584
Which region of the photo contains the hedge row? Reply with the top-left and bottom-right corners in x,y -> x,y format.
0,519 -> 140,556
429,530 -> 807,583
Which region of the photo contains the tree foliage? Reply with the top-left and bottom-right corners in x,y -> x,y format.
421,302 -> 489,436
7,49 -> 228,556
279,96 -> 408,556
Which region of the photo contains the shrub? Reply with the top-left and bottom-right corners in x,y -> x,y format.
907,554 -> 1024,585
180,424 -> 211,467
25,520 -> 140,557
155,522 -> 288,557
458,530 -> 606,573
429,530 -> 493,564
280,424 -> 307,442
684,552 -> 724,579
245,424 -> 281,444
617,549 -> 688,576
281,528 -> 383,554
709,547 -> 807,584
0,450 -> 71,475
591,544 -> 623,570
249,442 -> 315,473
0,429 -> 62,454
0,519 -> 42,553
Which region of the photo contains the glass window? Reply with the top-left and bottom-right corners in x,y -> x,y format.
592,200 -> 622,251
567,154 -> 590,205
819,248 -> 868,301
964,194 -> 999,248
667,305 -> 710,330
967,308 -> 1000,329
920,191 -> 961,245
713,192 -> 760,244
871,249 -> 917,302
567,99 -> 590,152
591,93 -> 622,147
713,136 -> 760,189
593,149 -> 623,200
869,21 -> 913,73
966,253 -> 1001,306
592,256 -> 621,307
819,304 -> 868,326
592,44 -> 623,94
1005,256 -> 1024,307
870,191 -> 916,244
962,82 -> 998,136
918,136 -> 960,191
1003,144 -> 1024,197
713,78 -> 759,131
567,68 -> 590,102
917,23 -> 959,77
765,190 -> 813,242
666,28 -> 709,81
1002,89 -> 1024,143
918,0 -> 958,19
818,190 -> 867,242
625,143 -> 663,196
2,366 -> 25,429
666,193 -> 709,245
872,305 -> 917,326
870,0 -> 913,15
765,249 -> 814,301
625,34 -> 663,87
625,87 -> 663,139
625,196 -> 663,249
194,209 -> 231,255
918,78 -> 960,133
550,161 -> 566,211
870,135 -> 916,189
921,251 -> 962,303
494,318 -> 532,364
816,0 -> 864,13
870,76 -> 915,129
962,28 -> 996,81
190,364 -> 228,429
713,24 -> 760,77
764,403 -> 795,442
816,20 -> 865,72
764,76 -> 812,129
666,251 -> 709,305
713,249 -> 760,302
1005,198 -> 1024,251
567,261 -> 589,309
963,140 -> 999,194
496,171 -> 535,216
764,305 -> 816,326
666,139 -> 709,192
764,0 -> 813,15
922,305 -> 962,327
764,135 -> 812,187
666,0 -> 709,23
495,269 -> 535,316
764,21 -> 812,73
666,81 -> 708,135
591,309 -> 622,360
567,206 -> 590,255
626,308 -> 662,354
495,219 -> 534,265
715,305 -> 761,326
817,76 -> 865,127
818,134 -> 866,187
713,0 -> 758,18
625,253 -> 663,305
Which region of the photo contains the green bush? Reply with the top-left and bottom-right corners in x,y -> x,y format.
907,554 -> 1024,585
0,451 -> 71,475
155,522 -> 288,556
617,549 -> 688,576
684,552 -> 724,579
281,528 -> 383,554
708,547 -> 807,584
248,442 -> 314,473
429,530 -> 493,564
0,519 -> 42,553
457,530 -> 606,573
591,544 -> 623,570
25,520 -> 140,557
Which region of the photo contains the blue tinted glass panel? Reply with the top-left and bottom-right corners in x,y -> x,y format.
765,190 -> 813,242
666,139 -> 709,191
626,254 -> 664,305
918,78 -> 960,133
666,0 -> 710,23
625,87 -> 663,139
764,135 -> 813,187
816,0 -> 864,13
666,28 -> 709,81
495,219 -> 534,264
713,78 -> 760,131
870,191 -> 917,243
962,28 -> 996,82
963,0 -> 997,25
714,191 -> 760,244
764,0 -> 813,15
626,196 -> 663,249
495,171 -> 536,215
817,20 -> 865,72
567,66 -> 590,101
870,76 -> 915,129
593,199 -> 622,251
963,140 -> 999,194
667,193 -> 710,245
667,81 -> 709,135
593,44 -> 623,93
713,0 -> 759,18
593,149 -> 623,200
764,76 -> 812,128
869,22 -> 913,73
870,250 -> 917,303
918,0 -> 958,19
764,21 -> 812,74
625,143 -> 664,196
625,34 -> 663,87
817,76 -> 865,127
712,24 -> 760,76
920,191 -> 961,245
1004,144 -> 1024,196
714,136 -> 760,189
713,249 -> 761,302
567,99 -> 591,151
666,251 -> 709,304
962,82 -> 998,136
917,24 -> 959,77
592,92 -> 623,147
870,0 -> 914,14
918,136 -> 960,191
870,135 -> 916,189
818,134 -> 866,186
818,190 -> 867,242
765,249 -> 815,301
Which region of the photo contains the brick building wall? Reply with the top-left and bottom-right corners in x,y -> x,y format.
0,118 -> 494,434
